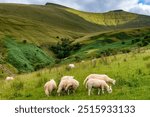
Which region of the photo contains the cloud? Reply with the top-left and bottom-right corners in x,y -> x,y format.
0,0 -> 150,15
129,3 -> 150,15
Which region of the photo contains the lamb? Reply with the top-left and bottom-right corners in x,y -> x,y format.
86,79 -> 112,96
57,76 -> 79,96
68,64 -> 75,69
44,79 -> 57,96
5,76 -> 14,81
83,74 -> 116,85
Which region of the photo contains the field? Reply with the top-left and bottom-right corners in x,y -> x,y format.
0,3 -> 150,100
0,48 -> 150,100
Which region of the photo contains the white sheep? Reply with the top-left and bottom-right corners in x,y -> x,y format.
86,79 -> 112,96
65,78 -> 79,95
57,76 -> 79,96
83,74 -> 116,85
68,64 -> 75,69
81,60 -> 85,63
44,79 -> 57,96
5,76 -> 14,81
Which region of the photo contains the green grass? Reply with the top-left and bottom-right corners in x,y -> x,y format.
4,37 -> 55,73
0,3 -> 150,100
67,27 -> 150,61
0,49 -> 150,100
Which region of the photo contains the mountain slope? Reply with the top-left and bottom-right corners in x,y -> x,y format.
0,3 -> 103,44
0,3 -> 150,44
66,9 -> 150,28
0,3 -> 150,74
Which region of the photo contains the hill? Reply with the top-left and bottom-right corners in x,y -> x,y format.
0,3 -> 150,44
66,8 -> 150,29
0,3 -> 150,74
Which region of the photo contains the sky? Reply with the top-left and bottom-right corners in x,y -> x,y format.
0,0 -> 150,15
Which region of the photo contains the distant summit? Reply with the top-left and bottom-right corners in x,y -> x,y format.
45,2 -> 68,8
111,10 -> 124,12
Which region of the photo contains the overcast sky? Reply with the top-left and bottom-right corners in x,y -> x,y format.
0,0 -> 150,15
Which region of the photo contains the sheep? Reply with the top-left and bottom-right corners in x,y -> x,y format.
65,78 -> 79,95
68,64 -> 75,69
86,79 -> 112,96
57,76 -> 79,96
5,76 -> 14,81
44,79 -> 57,96
83,74 -> 116,85
81,60 -> 85,63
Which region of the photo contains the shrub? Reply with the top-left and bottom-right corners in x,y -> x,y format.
121,49 -> 131,53
22,40 -> 27,44
50,38 -> 81,59
121,41 -> 125,45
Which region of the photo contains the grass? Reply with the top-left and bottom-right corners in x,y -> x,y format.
0,3 -> 150,100
0,49 -> 150,100
4,37 -> 55,73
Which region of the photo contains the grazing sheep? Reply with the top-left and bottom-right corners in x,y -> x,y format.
44,79 -> 57,96
65,78 -> 79,95
81,60 -> 85,63
83,74 -> 116,85
68,64 -> 75,69
86,79 -> 112,96
5,76 -> 14,81
57,76 -> 79,96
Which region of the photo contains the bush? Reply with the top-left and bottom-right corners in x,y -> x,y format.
99,48 -> 118,57
121,41 -> 125,45
22,40 -> 27,44
50,38 -> 81,59
121,49 -> 131,53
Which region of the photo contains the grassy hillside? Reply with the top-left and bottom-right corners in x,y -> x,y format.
0,3 -> 150,75
0,49 -> 150,99
0,3 -> 150,44
0,3 -> 103,44
66,8 -> 150,28
0,3 -> 150,100
59,27 -> 150,63
4,37 -> 55,73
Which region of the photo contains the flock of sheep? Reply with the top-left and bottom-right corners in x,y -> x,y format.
44,64 -> 116,96
5,63 -> 116,96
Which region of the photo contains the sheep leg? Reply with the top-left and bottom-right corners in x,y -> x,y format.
67,89 -> 70,95
102,86 -> 104,94
45,89 -> 49,96
98,88 -> 100,95
102,88 -> 104,94
88,88 -> 91,96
